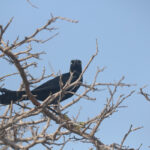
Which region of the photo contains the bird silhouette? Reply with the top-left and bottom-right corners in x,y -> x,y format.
0,60 -> 82,105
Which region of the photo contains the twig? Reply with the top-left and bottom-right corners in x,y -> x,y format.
120,125 -> 143,150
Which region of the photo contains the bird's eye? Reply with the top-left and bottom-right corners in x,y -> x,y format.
71,60 -> 74,64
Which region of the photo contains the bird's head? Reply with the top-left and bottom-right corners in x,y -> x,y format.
70,60 -> 82,73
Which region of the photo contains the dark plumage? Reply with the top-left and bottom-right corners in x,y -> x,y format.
0,60 -> 82,105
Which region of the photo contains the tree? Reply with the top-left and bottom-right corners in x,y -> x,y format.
0,2 -> 143,150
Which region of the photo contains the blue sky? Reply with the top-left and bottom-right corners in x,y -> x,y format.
1,0 -> 150,149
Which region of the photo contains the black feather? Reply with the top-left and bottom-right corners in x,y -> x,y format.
0,60 -> 83,105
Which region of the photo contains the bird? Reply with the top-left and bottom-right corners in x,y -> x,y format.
0,60 -> 82,105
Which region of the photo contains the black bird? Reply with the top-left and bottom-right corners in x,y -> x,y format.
0,60 -> 82,105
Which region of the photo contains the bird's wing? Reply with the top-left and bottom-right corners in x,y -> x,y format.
32,73 -> 70,92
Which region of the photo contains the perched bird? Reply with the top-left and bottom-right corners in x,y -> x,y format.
0,60 -> 82,105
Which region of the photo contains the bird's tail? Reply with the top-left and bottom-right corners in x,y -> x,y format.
0,88 -> 27,105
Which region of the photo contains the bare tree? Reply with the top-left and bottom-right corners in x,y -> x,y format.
0,15 -> 142,150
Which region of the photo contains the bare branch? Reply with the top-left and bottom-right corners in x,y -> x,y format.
0,73 -> 19,82
140,86 -> 150,102
0,18 -> 14,42
26,0 -> 38,9
120,125 -> 143,149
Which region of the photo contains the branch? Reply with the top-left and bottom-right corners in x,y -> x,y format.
140,86 -> 150,102
120,125 -> 143,150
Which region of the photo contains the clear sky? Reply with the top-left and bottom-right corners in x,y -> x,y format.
1,0 -> 150,149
